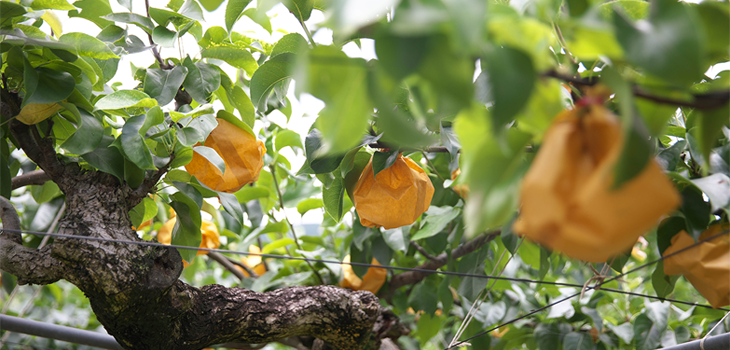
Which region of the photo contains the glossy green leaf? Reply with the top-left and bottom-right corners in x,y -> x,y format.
457,248 -> 489,301
563,332 -> 594,350
169,193 -> 202,263
200,0 -> 225,11
612,122 -> 653,189
234,186 -> 269,202
129,196 -> 158,228
61,109 -> 103,155
68,0 -> 114,28
120,115 -> 155,169
274,129 -> 303,152
95,90 -> 158,110
297,198 -> 324,215
192,146 -> 225,174
152,26 -> 178,47
271,33 -> 309,57
412,206 -> 461,240
303,129 -> 345,174
652,261 -> 679,299
104,13 -> 155,32
22,65 -> 75,107
691,174 -> 730,214
144,66 -> 188,106
81,145 -> 125,182
225,0 -> 253,32
218,191 -> 243,225
371,150 -> 398,178
0,2 -> 27,29
679,186 -> 711,240
323,174 -> 345,221
59,33 -> 118,59
31,0 -> 76,10
31,181 -> 62,204
201,45 -> 258,76
251,53 -> 294,111
284,0 -> 313,22
409,279 -> 439,316
182,58 -> 221,104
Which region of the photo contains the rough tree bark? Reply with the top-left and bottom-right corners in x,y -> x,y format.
0,92 -> 405,350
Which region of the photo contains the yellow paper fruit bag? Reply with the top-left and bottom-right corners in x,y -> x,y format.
353,154 -> 434,229
340,255 -> 387,294
663,223 -> 730,308
513,104 -> 680,262
235,245 -> 267,277
186,118 -> 266,193
157,212 -> 220,267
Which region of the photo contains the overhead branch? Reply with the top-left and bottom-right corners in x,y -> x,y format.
384,232 -> 499,299
542,70 -> 730,110
11,169 -> 51,190
208,251 -> 248,280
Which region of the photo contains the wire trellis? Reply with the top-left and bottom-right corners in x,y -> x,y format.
1,226 -> 728,348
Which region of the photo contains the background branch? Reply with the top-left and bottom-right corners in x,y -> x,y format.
11,169 -> 50,190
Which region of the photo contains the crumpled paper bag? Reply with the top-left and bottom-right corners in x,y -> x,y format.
664,223 -> 730,308
186,118 -> 266,193
340,255 -> 387,294
354,154 -> 434,229
513,104 -> 680,262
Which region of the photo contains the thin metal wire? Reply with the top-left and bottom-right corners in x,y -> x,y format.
446,228 -> 730,349
2,227 -> 727,312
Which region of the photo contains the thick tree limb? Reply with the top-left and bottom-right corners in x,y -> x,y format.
11,169 -> 51,190
0,196 -> 22,243
385,232 -> 499,297
0,241 -> 65,285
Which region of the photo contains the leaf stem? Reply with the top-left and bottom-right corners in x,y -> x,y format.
297,18 -> 317,48
268,164 -> 325,285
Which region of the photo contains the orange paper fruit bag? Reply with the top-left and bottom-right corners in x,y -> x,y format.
663,223 -> 730,308
340,255 -> 387,294
353,154 -> 435,229
157,213 -> 220,267
186,118 -> 266,193
513,104 -> 680,262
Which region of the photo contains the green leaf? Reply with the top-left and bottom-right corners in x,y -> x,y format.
457,248 -> 489,301
679,186 -> 711,240
382,226 -> 409,252
323,174 -> 345,221
182,59 -> 221,104
657,140 -> 686,172
652,261 -> 679,299
234,186 -> 269,202
192,146 -> 225,174
691,174 -> 730,214
81,145 -> 125,182
534,323 -> 561,350
483,46 -> 536,129
563,332 -> 595,350
199,0 -> 225,11
61,109 -> 103,155
306,47 -> 373,155
152,26 -> 178,47
59,33 -> 119,59
1,2 -> 27,29
144,66 -> 188,106
609,323 -> 635,344
169,193 -> 202,263
179,0 -> 204,21
416,312 -> 441,344
31,0 -> 76,10
218,191 -> 243,225
412,206 -> 461,240
612,122 -> 652,189
262,237 -> 295,254
614,0 -> 704,86
104,13 -> 155,32
633,314 -> 662,350
657,216 -> 685,255
371,150 -> 398,178
274,129 -> 303,152
297,198 -> 324,215
225,0 -> 253,32
201,45 -> 258,76
250,53 -> 294,111
284,0 -> 313,22
216,110 -> 254,136
692,105 -> 730,167
409,279 -> 439,316
271,33 -> 309,57
172,181 -> 204,209
225,85 -> 255,127
374,34 -> 430,81
67,0 -> 113,28
129,196 -> 158,228
303,129 -> 345,174
31,181 -> 62,204
95,90 -> 158,110
120,115 -> 155,169
22,66 -> 75,106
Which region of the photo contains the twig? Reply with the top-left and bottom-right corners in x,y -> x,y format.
268,165 -> 325,285
409,241 -> 438,261
130,155 -> 174,206
542,70 -> 730,110
144,0 -> 168,69
384,232 -> 499,299
11,169 -> 50,190
208,251 -> 247,281
421,151 -> 445,182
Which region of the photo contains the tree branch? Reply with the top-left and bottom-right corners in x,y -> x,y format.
410,241 -> 438,261
542,69 -> 730,110
11,169 -> 51,190
384,232 -> 499,298
0,196 -> 22,243
208,251 -> 247,280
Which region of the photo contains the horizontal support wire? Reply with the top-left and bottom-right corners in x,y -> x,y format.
2,227 -> 728,349
446,228 -> 730,348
